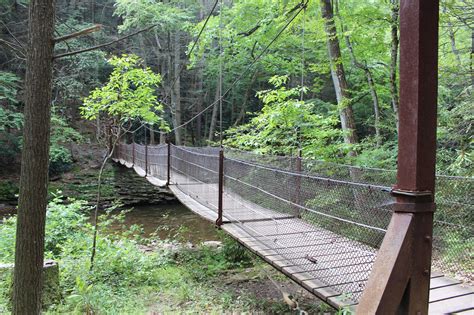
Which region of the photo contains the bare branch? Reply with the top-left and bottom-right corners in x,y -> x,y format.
53,24 -> 159,59
0,38 -> 25,57
54,24 -> 102,43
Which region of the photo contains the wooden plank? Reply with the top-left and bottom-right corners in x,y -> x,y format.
431,271 -> 444,279
272,252 -> 374,272
429,284 -> 474,303
428,293 -> 474,314
430,277 -> 462,290
284,258 -> 374,281
237,228 -> 337,241
265,246 -> 374,264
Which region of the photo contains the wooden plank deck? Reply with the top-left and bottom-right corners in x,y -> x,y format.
119,161 -> 474,314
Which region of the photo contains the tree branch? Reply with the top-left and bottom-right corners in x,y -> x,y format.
54,24 -> 102,43
53,24 -> 159,59
0,38 -> 25,57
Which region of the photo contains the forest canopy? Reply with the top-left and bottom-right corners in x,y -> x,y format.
0,0 -> 472,175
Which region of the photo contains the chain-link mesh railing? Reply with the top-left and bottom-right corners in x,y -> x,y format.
225,148 -> 473,283
432,175 -> 473,281
115,143 -> 474,301
133,143 -> 147,174
147,144 -> 168,179
223,153 -> 394,303
170,145 -> 220,212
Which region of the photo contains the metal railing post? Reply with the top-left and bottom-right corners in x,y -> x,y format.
295,149 -> 302,218
357,1 -> 439,313
132,133 -> 135,165
166,139 -> 171,186
216,149 -> 224,226
145,128 -> 148,176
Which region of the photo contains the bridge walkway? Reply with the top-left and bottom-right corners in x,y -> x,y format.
114,143 -> 473,314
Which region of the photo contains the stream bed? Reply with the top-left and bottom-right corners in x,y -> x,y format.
106,202 -> 219,243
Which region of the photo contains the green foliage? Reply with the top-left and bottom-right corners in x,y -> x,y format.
0,197 -> 283,314
0,72 -> 20,105
114,0 -> 193,32
82,54 -> 168,131
0,180 -> 18,201
219,232 -> 253,267
0,72 -> 23,163
48,114 -> 83,175
225,76 -> 344,159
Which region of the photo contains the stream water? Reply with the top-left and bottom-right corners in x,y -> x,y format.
107,202 -> 219,243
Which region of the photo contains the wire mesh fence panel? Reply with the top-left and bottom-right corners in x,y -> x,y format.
224,148 -> 474,281
223,156 -> 394,304
116,143 -> 134,163
432,175 -> 473,281
147,144 -> 168,179
170,145 -> 221,212
115,143 -> 474,291
133,143 -> 147,174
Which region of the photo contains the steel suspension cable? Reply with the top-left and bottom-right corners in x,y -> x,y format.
219,0 -> 224,147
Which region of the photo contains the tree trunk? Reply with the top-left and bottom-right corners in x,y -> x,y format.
443,5 -> 462,67
320,0 -> 358,155
234,72 -> 257,126
173,31 -> 182,145
366,69 -> 382,146
390,0 -> 400,131
345,36 -> 382,146
195,69 -> 203,145
150,130 -> 155,145
13,0 -> 55,313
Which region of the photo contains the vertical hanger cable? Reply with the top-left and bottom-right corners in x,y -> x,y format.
219,0 -> 224,147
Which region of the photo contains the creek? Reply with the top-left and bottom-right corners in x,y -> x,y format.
106,202 -> 219,243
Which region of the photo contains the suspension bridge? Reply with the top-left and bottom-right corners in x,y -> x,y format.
112,142 -> 473,314
106,1 -> 473,313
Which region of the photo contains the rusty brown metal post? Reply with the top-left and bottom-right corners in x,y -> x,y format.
166,138 -> 171,186
216,149 -> 224,226
294,149 -> 302,218
357,1 -> 439,314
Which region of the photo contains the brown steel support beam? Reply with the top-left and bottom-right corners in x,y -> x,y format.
357,1 -> 439,314
216,149 -> 224,226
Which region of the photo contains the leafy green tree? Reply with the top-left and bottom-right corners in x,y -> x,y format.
82,54 -> 168,131
224,75 -> 344,159
81,54 -> 168,269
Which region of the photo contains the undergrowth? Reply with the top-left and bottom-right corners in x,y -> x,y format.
0,196 -> 336,314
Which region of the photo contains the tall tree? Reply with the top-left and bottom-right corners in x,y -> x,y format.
389,0 -> 400,131
320,0 -> 358,155
13,0 -> 55,313
172,31 -> 183,145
